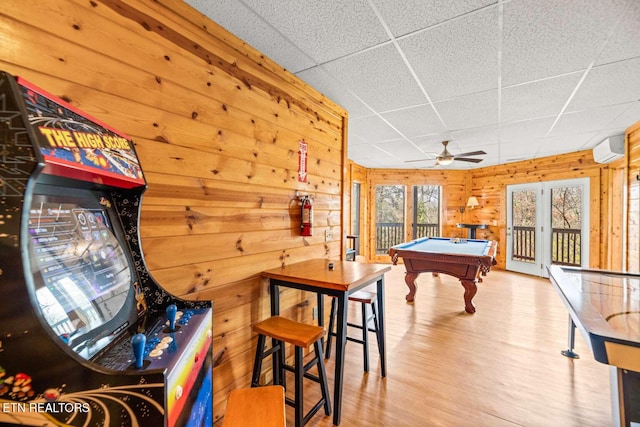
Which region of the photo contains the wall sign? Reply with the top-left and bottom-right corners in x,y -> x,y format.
298,140 -> 308,182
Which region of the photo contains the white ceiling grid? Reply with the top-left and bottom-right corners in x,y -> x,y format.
185,0 -> 640,169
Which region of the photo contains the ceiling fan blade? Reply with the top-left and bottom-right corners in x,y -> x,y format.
454,157 -> 484,163
404,158 -> 432,163
455,150 -> 486,157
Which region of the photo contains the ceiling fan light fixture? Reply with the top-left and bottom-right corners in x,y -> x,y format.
437,156 -> 454,166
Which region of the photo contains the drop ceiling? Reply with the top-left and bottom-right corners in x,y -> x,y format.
185,0 -> 640,169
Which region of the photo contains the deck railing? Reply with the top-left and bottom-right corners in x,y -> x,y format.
512,226 -> 581,266
550,227 -> 581,266
375,222 -> 438,254
376,223 -> 581,266
376,223 -> 404,254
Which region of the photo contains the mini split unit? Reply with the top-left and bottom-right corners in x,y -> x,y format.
593,135 -> 625,164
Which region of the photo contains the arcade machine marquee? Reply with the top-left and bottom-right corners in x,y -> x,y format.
0,71 -> 213,426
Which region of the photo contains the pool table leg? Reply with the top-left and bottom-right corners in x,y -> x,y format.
404,272 -> 418,302
460,279 -> 477,313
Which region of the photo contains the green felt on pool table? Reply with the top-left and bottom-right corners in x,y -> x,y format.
391,236 -> 493,256
388,236 -> 498,313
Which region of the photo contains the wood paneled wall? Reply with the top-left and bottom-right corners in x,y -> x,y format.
364,150 -> 622,269
347,160 -> 368,257
1,0 -> 347,421
366,168 -> 467,261
626,121 -> 640,271
470,150 -> 606,269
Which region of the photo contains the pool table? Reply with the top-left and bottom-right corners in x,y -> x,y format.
389,237 -> 498,313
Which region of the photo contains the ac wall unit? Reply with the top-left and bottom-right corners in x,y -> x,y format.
593,135 -> 624,164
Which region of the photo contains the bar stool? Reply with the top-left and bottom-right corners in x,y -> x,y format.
346,235 -> 358,261
325,290 -> 382,373
251,316 -> 331,427
222,385 -> 285,427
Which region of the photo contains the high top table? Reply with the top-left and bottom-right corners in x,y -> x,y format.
261,259 -> 391,425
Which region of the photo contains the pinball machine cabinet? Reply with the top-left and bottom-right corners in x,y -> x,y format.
0,72 -> 213,426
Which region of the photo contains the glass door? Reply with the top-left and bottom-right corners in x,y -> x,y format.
351,182 -> 361,256
506,183 -> 542,276
412,185 -> 440,239
374,185 -> 405,255
506,178 -> 589,277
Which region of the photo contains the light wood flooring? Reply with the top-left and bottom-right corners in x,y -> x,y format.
222,266 -> 611,427
242,266 -> 612,426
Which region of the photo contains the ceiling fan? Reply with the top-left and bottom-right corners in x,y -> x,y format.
406,140 -> 486,166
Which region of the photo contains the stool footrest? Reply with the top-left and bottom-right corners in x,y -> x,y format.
347,336 -> 365,345
283,363 -> 322,384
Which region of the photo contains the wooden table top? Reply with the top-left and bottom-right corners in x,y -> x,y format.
261,259 -> 391,291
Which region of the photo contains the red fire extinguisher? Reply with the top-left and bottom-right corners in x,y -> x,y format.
300,195 -> 313,236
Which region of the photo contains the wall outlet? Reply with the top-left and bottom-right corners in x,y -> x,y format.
312,306 -> 318,320
325,230 -> 332,241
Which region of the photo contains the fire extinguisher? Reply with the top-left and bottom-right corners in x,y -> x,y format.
300,195 -> 313,236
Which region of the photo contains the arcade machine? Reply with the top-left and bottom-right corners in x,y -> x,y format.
0,71 -> 213,426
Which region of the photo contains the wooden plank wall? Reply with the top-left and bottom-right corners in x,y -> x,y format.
347,160 -> 368,257
367,168 -> 467,261
626,121 -> 640,271
0,0 -> 347,421
366,151 -> 614,269
470,150 -> 606,269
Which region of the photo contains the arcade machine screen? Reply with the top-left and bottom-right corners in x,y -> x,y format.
27,186 -> 139,360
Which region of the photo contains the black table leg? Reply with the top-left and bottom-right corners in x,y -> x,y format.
317,293 -> 325,348
333,291 -> 347,425
376,277 -> 387,377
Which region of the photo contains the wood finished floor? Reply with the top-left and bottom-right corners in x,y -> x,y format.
250,266 -> 612,426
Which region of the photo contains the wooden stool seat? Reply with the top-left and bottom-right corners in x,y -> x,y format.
251,316 -> 331,427
253,315 -> 325,348
222,385 -> 285,427
348,290 -> 376,304
325,290 -> 383,374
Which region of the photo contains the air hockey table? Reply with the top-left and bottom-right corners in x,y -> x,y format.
548,265 -> 640,427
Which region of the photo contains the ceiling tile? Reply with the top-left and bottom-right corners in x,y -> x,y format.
498,140 -> 543,161
185,0 -> 315,73
536,132 -> 601,157
408,133 -> 454,152
608,101 -> 640,130
567,57 -> 640,112
241,0 -> 389,64
296,66 -> 372,117
595,1 -> 640,65
502,0 -> 630,86
348,114 -> 403,143
434,90 -> 499,130
375,139 -> 427,161
372,0 -> 498,37
380,105 -> 446,138
499,117 -> 556,142
550,103 -> 631,136
322,43 -> 428,112
501,73 -> 582,123
398,6 -> 499,101
450,125 -> 500,148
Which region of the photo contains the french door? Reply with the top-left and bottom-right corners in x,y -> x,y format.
506,178 -> 589,277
